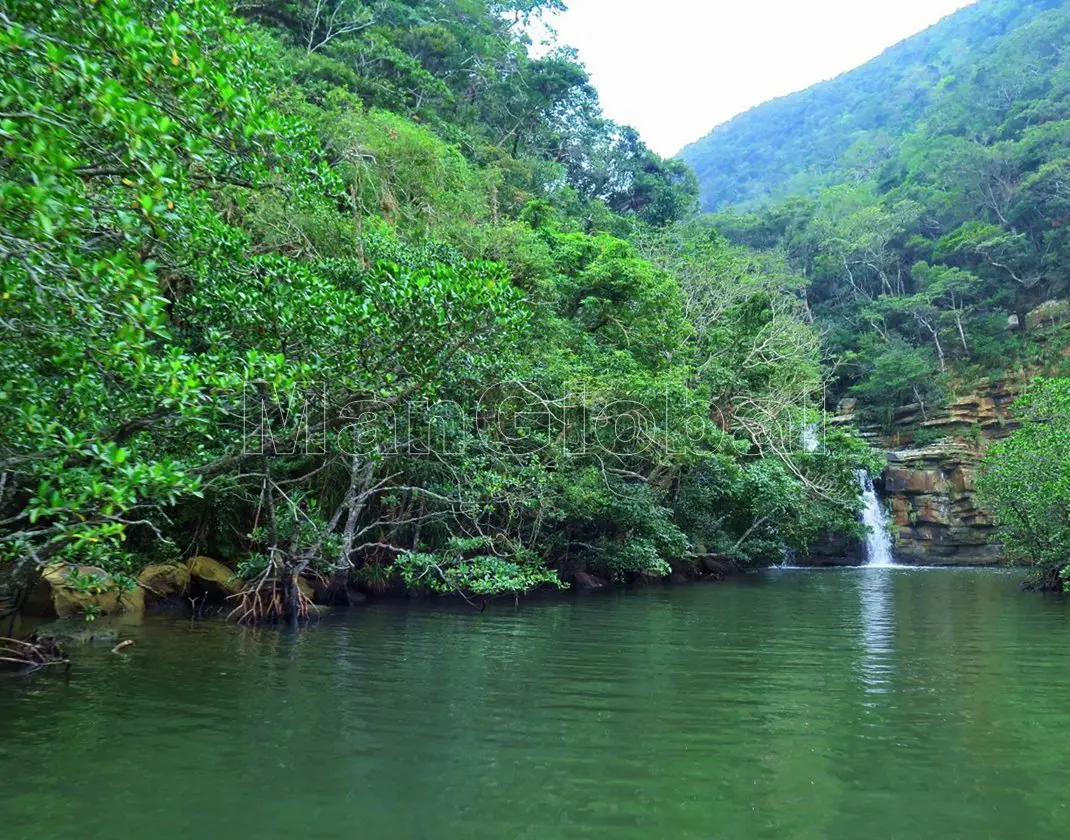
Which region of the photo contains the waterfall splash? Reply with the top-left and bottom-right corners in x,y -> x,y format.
857,471 -> 895,567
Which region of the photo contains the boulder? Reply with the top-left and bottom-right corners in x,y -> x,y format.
1028,299 -> 1070,329
23,564 -> 142,619
803,533 -> 864,566
573,572 -> 607,590
699,555 -> 739,576
118,586 -> 145,614
138,563 -> 191,599
186,556 -> 242,599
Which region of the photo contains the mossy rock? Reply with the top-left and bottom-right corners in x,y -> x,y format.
186,556 -> 242,598
138,563 -> 191,599
116,586 -> 145,614
1028,299 -> 1070,328
23,564 -> 142,619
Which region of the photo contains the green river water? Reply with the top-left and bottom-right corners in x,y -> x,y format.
2,568 -> 1070,839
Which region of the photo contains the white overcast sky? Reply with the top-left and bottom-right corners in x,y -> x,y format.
540,0 -> 976,156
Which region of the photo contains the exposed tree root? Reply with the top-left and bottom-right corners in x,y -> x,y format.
1023,567 -> 1067,592
227,567 -> 315,625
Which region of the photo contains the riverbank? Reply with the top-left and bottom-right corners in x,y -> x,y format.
7,550 -> 1018,645
8,554 -> 750,630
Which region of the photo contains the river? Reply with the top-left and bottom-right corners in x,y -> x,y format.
2,568 -> 1069,839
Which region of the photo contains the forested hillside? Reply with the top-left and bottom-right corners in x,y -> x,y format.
0,0 -> 877,621
690,0 -> 1070,416
681,0 -> 1062,212
686,0 -> 1070,585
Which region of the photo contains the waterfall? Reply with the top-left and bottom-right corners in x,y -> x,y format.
857,471 -> 895,567
801,423 -> 819,453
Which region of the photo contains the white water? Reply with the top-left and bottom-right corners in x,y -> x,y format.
801,423 -> 820,453
858,471 -> 896,567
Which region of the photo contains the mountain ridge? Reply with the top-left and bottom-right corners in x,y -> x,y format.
679,0 -> 1063,211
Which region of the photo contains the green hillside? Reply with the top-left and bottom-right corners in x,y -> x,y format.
0,0 -> 878,617
689,0 -> 1070,584
680,0 -> 1063,212
699,0 -> 1070,416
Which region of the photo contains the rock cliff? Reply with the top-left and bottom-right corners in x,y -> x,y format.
882,441 -> 1001,565
876,385 -> 1018,565
811,382 -> 1022,566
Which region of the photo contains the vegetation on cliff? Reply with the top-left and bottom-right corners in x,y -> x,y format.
677,0 -> 1070,576
979,378 -> 1070,589
0,0 -> 874,620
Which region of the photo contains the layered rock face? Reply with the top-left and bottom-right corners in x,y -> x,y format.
882,442 -> 1001,565
878,386 -> 1018,565
808,384 -> 1020,567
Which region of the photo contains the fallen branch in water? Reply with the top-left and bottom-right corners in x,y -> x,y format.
0,634 -> 71,674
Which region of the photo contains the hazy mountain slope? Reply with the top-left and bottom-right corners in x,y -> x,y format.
680,0 -> 1063,211
702,0 -> 1070,427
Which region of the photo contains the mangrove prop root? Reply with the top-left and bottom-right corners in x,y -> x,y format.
226,571 -> 314,625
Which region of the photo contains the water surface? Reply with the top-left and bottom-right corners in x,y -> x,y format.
2,569 -> 1069,839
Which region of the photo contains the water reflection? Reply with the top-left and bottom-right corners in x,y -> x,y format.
858,568 -> 895,696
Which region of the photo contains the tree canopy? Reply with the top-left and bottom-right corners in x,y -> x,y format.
0,0 -> 871,620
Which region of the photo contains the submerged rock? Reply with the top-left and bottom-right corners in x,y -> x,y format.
32,617 -> 130,646
573,572 -> 607,590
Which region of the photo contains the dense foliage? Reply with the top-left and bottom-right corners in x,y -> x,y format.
0,0 -> 872,619
679,0 -> 1070,576
978,378 -> 1070,589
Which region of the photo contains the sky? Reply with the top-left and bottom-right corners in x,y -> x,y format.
540,0 -> 977,156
